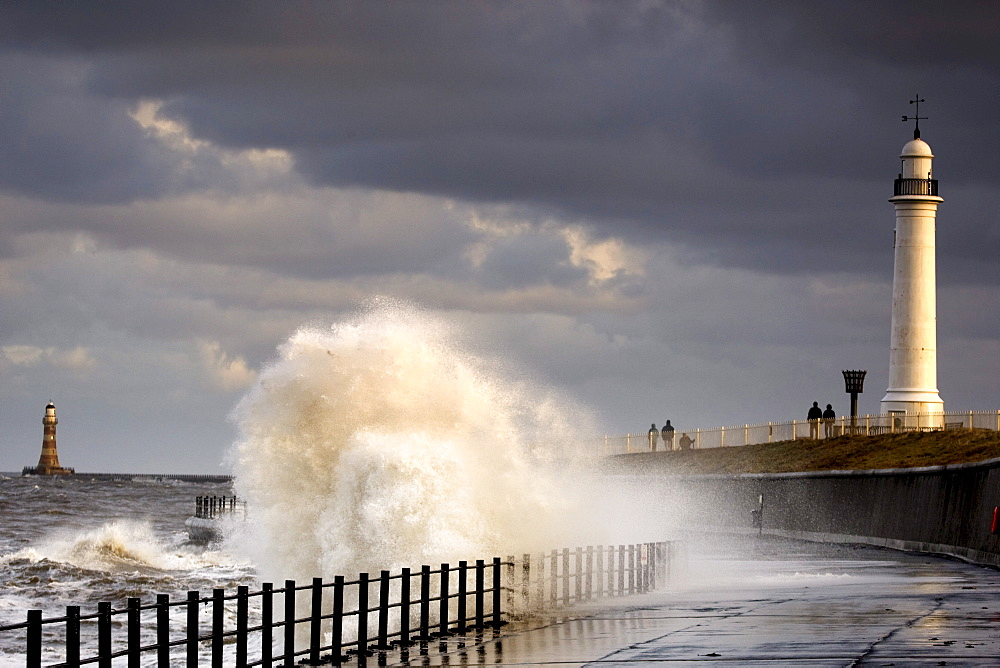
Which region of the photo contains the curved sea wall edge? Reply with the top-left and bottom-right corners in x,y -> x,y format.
615,455 -> 1000,568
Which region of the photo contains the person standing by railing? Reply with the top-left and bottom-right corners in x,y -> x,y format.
822,404 -> 836,438
661,420 -> 675,450
808,402 -> 823,439
648,423 -> 659,451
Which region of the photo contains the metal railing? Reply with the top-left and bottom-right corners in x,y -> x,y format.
0,541 -> 676,667
603,410 -> 1000,455
894,177 -> 938,196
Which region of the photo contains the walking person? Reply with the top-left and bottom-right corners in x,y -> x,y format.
808,401 -> 823,439
822,404 -> 836,438
661,420 -> 675,450
648,423 -> 659,451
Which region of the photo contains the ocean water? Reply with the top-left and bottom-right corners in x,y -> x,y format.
0,474 -> 250,664
0,302 -> 653,664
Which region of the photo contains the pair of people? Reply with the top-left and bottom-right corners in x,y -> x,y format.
648,420 -> 676,451
808,401 -> 837,438
648,421 -> 691,450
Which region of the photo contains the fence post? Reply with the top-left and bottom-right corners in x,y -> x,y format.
561,548 -> 570,605
521,553 -> 531,610
438,563 -> 450,637
399,568 -> 410,647
617,546 -> 625,596
505,555 -> 515,614
574,548 -> 583,602
125,598 -> 140,667
695,429 -> 701,449
357,572 -> 369,656
457,561 -> 468,634
26,609 -> 42,668
377,571 -> 390,649
792,420 -> 797,439
212,589 -> 224,668
233,587 -> 247,668
585,546 -> 593,601
187,591 -> 199,666
419,566 -> 430,640
474,559 -> 485,629
628,545 -> 636,594
262,583 -> 273,668
66,605 -> 81,668
549,550 -> 558,606
492,557 -> 502,628
596,546 -> 604,598
283,581 -> 295,668
536,553 -> 545,610
648,543 -> 656,590
155,595 -> 170,668
98,601 -> 112,668
331,576 -> 344,665
309,578 -> 323,664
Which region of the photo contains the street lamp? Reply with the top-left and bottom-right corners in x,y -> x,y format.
842,370 -> 867,433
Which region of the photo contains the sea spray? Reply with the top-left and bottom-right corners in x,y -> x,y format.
229,302 -> 597,586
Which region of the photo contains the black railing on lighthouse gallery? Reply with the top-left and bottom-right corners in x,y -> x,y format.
893,177 -> 938,196
0,541 -> 676,668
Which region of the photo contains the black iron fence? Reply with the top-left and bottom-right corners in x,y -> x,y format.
1,541 -> 675,667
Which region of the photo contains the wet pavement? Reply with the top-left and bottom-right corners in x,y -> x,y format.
380,534 -> 1000,666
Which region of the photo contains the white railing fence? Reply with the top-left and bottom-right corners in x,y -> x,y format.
601,410 -> 1000,456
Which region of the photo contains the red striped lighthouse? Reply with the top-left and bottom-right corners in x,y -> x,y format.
30,402 -> 74,475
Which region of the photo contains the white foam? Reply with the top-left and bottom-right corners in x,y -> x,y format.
228,300 -> 603,585
3,520 -> 232,573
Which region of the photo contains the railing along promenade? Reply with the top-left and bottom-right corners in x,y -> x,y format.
602,409 -> 1000,455
0,541 -> 676,667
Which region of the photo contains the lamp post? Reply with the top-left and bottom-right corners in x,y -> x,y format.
842,370 -> 867,433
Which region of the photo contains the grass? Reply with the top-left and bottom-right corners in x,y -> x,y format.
617,429 -> 1000,475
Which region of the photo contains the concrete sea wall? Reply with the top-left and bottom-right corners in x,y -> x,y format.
618,455 -> 1000,568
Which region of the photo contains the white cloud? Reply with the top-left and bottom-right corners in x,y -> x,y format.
1,345 -> 96,374
197,340 -> 258,392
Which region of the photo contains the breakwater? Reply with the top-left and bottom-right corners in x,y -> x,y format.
616,456 -> 1000,568
64,472 -> 232,483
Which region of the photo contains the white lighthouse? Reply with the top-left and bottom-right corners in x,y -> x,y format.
881,105 -> 944,421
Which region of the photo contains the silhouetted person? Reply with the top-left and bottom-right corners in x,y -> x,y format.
648,423 -> 659,451
822,404 -> 836,437
661,420 -> 675,450
808,401 -> 823,438
678,433 -> 694,450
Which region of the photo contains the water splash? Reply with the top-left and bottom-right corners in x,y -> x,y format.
3,520 -> 208,573
229,301 -> 596,585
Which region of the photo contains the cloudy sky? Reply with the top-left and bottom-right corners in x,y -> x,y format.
1,1 -> 998,473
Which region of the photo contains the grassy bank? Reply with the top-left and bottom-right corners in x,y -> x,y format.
616,429 -> 1000,475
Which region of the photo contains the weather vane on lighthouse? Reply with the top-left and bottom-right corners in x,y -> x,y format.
902,95 -> 927,139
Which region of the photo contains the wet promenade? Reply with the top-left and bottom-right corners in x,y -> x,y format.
384,534 -> 1000,666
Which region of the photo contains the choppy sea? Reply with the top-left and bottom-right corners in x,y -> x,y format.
0,474 -> 254,665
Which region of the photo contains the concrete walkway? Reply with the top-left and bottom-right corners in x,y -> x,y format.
384,535 -> 1000,666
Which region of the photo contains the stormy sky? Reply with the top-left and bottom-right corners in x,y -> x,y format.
1,1 -> 998,473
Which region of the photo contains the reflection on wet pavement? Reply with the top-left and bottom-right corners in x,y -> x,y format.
375,534 -> 1000,666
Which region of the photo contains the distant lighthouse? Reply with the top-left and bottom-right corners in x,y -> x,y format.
25,402 -> 74,476
881,98 -> 944,420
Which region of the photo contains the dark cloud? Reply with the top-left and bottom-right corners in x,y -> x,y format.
1,1 -> 996,278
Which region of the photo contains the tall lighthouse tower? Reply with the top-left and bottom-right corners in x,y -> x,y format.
881,98 -> 944,420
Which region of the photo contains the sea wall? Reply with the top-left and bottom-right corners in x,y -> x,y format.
616,455 -> 1000,568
